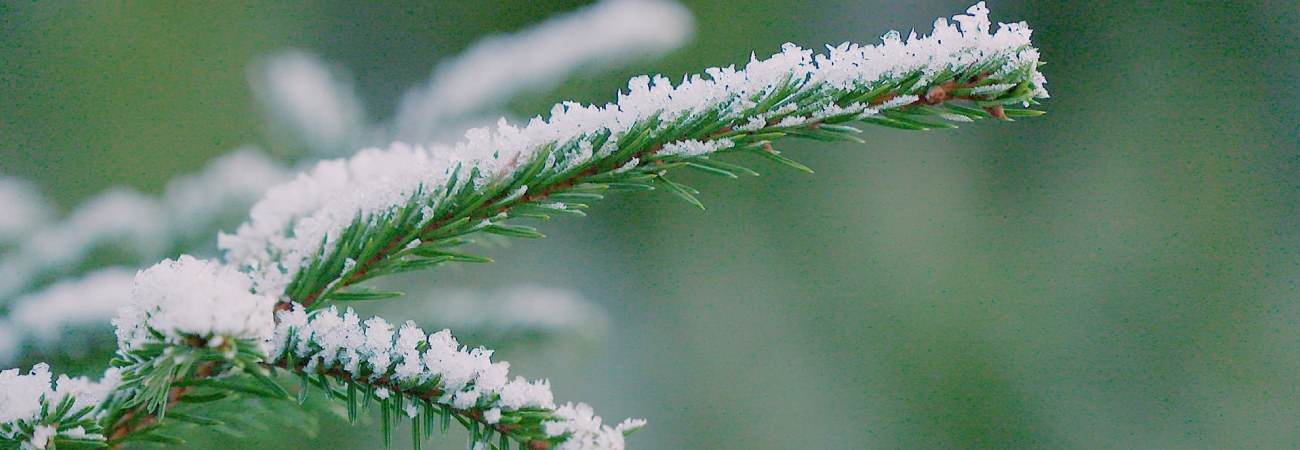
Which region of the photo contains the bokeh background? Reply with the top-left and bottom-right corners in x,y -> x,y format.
4,0 -> 1300,448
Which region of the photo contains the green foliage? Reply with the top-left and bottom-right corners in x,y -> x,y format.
273,326 -> 569,450
0,395 -> 107,450
104,334 -> 285,448
283,59 -> 1044,317
75,9 -> 1046,448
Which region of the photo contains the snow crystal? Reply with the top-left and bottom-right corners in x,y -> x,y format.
773,115 -> 807,128
452,388 -> 481,410
734,116 -> 767,132
615,418 -> 647,434
362,316 -> 395,377
392,320 -> 427,381
659,138 -> 734,158
611,157 -> 640,174
0,364 -> 52,424
969,83 -> 1017,96
546,402 -> 639,450
483,408 -> 502,424
54,368 -> 121,415
114,256 -> 276,351
498,377 -> 554,411
0,364 -> 118,433
29,424 -> 55,448
874,94 -> 920,110
271,303 -> 563,420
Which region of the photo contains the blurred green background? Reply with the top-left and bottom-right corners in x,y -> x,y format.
4,0 -> 1300,448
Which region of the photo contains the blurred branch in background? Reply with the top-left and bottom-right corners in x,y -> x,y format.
252,0 -> 694,157
0,150 -> 289,365
389,0 -> 694,146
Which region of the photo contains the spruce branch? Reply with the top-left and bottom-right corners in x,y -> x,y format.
220,2 -> 1047,314
0,3 -> 1047,450
0,364 -> 118,450
267,305 -> 637,450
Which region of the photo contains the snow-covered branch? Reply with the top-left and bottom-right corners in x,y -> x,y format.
0,3 -> 1046,449
219,1 -> 1046,309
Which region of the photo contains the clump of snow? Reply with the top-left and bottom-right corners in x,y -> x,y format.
54,368 -> 121,415
0,364 -> 53,424
545,402 -> 646,450
273,304 -> 644,447
113,256 -> 276,352
0,364 -> 118,446
812,2 -> 1046,102
659,138 -> 734,158
272,303 -> 644,448
273,304 -> 556,411
218,142 -> 502,295
497,377 -> 554,411
27,425 -> 56,448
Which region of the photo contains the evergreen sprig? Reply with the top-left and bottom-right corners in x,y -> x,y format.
273,20 -> 1047,316
0,4 -> 1047,449
0,393 -> 106,450
0,364 -> 117,450
103,334 -> 283,447
279,353 -> 555,450
266,304 -> 631,450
